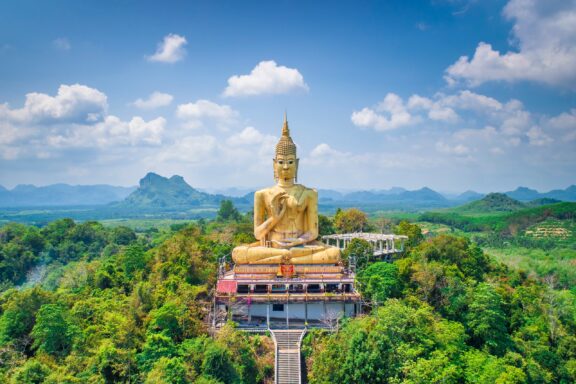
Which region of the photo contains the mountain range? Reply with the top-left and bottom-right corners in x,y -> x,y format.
1,174 -> 575,210
0,183 -> 135,207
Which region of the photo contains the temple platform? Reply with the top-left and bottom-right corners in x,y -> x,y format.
213,261 -> 362,329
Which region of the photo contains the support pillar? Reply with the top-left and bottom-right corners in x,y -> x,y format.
266,303 -> 270,328
305,301 -> 308,324
286,303 -> 289,329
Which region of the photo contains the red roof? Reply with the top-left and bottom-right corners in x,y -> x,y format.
216,280 -> 238,293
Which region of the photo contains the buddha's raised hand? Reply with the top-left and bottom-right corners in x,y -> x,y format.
271,192 -> 288,220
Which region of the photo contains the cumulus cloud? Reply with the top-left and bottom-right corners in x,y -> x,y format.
545,109 -> 576,142
226,126 -> 269,146
176,99 -> 238,129
131,92 -> 173,109
351,93 -> 418,131
526,126 -> 553,146
0,84 -> 167,160
147,34 -> 187,63
46,116 -> 166,148
445,0 -> 576,88
407,95 -> 459,123
223,60 -> 309,97
351,89 -> 574,163
1,84 -> 107,125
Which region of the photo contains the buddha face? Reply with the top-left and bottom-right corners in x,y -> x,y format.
274,154 -> 298,183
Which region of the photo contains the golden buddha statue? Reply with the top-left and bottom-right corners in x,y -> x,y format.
232,115 -> 341,265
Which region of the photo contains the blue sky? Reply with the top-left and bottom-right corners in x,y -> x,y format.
1,0 -> 575,193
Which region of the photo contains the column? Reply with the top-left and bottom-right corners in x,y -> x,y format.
266,303 -> 270,328
305,301 -> 308,324
286,303 -> 289,328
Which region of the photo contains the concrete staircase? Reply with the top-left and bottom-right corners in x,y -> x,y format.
271,329 -> 306,384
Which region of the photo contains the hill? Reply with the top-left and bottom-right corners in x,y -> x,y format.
454,193 -> 526,213
114,172 -> 223,209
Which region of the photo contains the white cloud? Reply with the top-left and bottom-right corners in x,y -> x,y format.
131,92 -> 173,109
547,109 -> 576,130
527,126 -> 553,146
3,84 -> 107,125
147,34 -> 187,63
440,90 -> 503,112
445,0 -> 576,88
176,99 -> 238,129
46,116 -> 166,148
53,38 -> 71,51
545,109 -> 576,142
226,126 -> 264,146
226,127 -> 278,160
353,89 -> 573,164
310,143 -> 344,158
0,85 -> 167,160
408,94 -> 459,122
223,60 -> 309,97
351,93 -> 418,131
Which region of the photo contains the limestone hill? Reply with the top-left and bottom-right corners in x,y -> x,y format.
115,172 -> 223,209
454,193 -> 526,213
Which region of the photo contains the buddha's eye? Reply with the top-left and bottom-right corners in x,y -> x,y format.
278,160 -> 284,165
289,160 -> 294,165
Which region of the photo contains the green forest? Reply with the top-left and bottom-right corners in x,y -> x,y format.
0,201 -> 575,383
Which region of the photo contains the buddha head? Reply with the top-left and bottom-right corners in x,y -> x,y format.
274,115 -> 299,184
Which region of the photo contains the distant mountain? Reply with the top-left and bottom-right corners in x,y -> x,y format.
0,183 -> 135,207
544,185 -> 576,202
115,173 -> 223,209
456,193 -> 526,213
318,189 -> 345,202
526,198 -> 562,207
199,187 -> 255,197
505,185 -> 576,202
373,187 -> 407,195
399,187 -> 447,202
505,187 -> 540,201
455,190 -> 485,202
341,187 -> 446,203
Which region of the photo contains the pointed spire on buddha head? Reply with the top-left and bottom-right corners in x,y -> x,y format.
274,112 -> 299,183
275,112 -> 297,157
